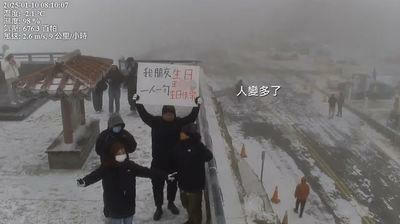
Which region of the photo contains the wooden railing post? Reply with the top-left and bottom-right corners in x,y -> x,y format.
61,97 -> 73,144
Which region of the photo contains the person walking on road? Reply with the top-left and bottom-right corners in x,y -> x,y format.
77,141 -> 168,224
106,65 -> 125,114
171,123 -> 213,224
328,94 -> 337,119
337,92 -> 345,117
294,177 -> 310,218
132,94 -> 202,221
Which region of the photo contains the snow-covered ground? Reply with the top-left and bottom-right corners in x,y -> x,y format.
205,51 -> 400,223
0,89 -> 193,224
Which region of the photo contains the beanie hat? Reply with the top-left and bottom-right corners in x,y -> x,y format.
162,105 -> 176,116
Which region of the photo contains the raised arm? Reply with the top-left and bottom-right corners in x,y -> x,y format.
128,161 -> 167,179
82,166 -> 105,186
177,106 -> 200,126
136,104 -> 157,127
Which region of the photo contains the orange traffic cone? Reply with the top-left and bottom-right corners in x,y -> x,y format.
281,210 -> 288,224
271,186 -> 281,204
240,144 -> 247,158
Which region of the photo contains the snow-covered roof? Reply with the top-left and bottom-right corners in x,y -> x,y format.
15,50 -> 113,98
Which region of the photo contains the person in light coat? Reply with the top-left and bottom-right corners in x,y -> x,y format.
1,50 -> 21,104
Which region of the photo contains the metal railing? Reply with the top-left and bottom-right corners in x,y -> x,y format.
118,59 -> 201,74
198,91 -> 226,224
0,52 -> 67,63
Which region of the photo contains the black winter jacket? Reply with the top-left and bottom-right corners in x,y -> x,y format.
136,104 -> 200,169
105,68 -> 125,89
82,160 -> 166,218
95,129 -> 137,161
95,114 -> 137,161
126,62 -> 138,92
95,78 -> 107,93
171,134 -> 213,192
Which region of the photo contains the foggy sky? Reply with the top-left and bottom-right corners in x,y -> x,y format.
2,0 -> 400,63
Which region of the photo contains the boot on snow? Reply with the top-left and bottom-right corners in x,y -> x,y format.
168,201 -> 180,215
153,207 -> 163,221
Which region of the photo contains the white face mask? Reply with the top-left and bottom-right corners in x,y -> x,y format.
112,126 -> 122,133
115,154 -> 127,163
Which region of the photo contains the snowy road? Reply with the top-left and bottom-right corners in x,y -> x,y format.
210,68 -> 400,223
0,90 -> 190,224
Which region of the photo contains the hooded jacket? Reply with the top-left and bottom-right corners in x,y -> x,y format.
295,178 -> 310,201
95,114 -> 137,162
82,160 -> 167,218
136,104 -> 200,169
1,50 -> 20,80
171,132 -> 213,192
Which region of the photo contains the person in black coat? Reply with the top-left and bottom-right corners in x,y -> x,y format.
95,113 -> 137,163
131,94 -> 202,221
171,123 -> 213,224
336,92 -> 345,117
77,141 -> 168,224
125,57 -> 138,112
106,65 -> 125,114
328,94 -> 337,119
92,77 -> 107,113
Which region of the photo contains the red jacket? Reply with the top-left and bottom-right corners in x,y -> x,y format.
295,180 -> 310,201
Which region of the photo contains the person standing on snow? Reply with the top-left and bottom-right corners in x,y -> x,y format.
77,141 -> 171,224
125,57 -> 138,112
171,123 -> 213,224
336,92 -> 345,117
132,94 -> 202,221
1,50 -> 21,104
92,77 -> 107,113
294,177 -> 310,218
95,113 -> 137,164
328,94 -> 337,119
105,65 -> 125,114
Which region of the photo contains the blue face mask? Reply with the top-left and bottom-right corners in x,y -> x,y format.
112,126 -> 122,133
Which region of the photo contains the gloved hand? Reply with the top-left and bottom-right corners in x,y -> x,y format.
195,97 -> 203,106
77,178 -> 85,187
167,172 -> 178,182
132,94 -> 140,102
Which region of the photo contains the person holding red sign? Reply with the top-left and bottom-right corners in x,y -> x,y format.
131,94 -> 202,221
